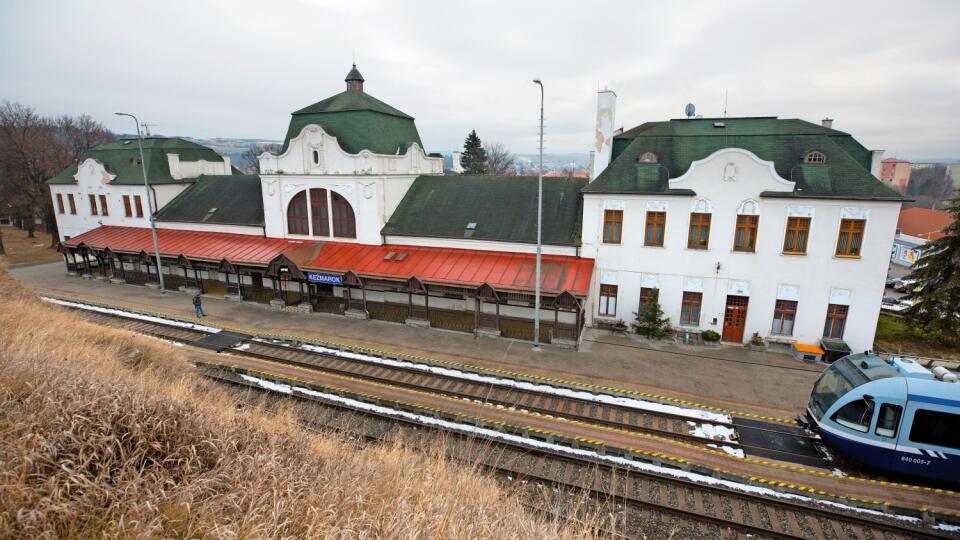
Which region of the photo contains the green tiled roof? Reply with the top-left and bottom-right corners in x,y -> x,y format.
382,176 -> 587,246
281,91 -> 423,155
155,175 -> 264,226
47,137 -> 225,186
587,117 -> 902,201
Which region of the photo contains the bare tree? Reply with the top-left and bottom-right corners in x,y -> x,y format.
55,114 -> 115,161
0,102 -> 58,240
485,141 -> 516,176
0,102 -> 114,246
239,143 -> 281,174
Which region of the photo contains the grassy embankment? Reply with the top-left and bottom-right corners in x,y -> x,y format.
0,227 -> 61,265
875,314 -> 960,361
0,261 -> 600,538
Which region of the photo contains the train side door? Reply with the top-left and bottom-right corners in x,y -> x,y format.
872,401 -> 903,470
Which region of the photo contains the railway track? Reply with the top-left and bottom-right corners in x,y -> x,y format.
75,307 -> 751,452
56,298 -> 960,537
204,365 -> 952,540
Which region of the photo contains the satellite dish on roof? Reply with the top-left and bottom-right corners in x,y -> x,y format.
685,103 -> 696,118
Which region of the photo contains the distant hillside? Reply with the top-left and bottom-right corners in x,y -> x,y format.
183,137 -> 282,167
440,152 -> 590,174
179,137 -> 591,174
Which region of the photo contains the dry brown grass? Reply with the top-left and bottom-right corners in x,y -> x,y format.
0,260 -> 602,539
0,227 -> 60,265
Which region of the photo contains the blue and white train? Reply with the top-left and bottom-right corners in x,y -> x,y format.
807,353 -> 960,481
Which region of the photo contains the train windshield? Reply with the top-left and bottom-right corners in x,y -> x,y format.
809,358 -> 870,420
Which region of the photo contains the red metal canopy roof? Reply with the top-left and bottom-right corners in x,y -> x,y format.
62,225 -> 307,265
303,243 -> 594,296
62,226 -> 595,296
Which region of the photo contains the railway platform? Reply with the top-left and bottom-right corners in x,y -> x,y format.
13,260 -> 823,419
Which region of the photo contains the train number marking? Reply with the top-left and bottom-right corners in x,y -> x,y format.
900,456 -> 931,466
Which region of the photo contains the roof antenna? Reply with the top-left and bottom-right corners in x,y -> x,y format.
723,90 -> 728,119
141,122 -> 157,137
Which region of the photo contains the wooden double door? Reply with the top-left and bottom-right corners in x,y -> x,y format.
722,295 -> 749,343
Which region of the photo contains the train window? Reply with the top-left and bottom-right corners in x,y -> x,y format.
809,358 -> 869,420
874,403 -> 902,438
832,399 -> 873,433
909,409 -> 960,450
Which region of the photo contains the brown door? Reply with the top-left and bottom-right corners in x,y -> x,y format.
722,295 -> 749,343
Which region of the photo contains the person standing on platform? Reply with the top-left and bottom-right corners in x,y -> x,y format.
192,292 -> 205,317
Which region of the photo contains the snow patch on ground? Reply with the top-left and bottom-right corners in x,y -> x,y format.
935,523 -> 960,532
235,373 -> 925,527
257,338 -> 731,423
688,422 -> 737,442
43,297 -> 222,333
688,422 -> 743,457
831,468 -> 847,477
706,444 -> 745,458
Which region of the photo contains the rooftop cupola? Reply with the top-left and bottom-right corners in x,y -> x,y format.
345,64 -> 365,93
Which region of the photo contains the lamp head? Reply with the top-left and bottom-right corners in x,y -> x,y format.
532,79 -> 541,85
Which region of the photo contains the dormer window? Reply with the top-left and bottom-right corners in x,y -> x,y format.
638,151 -> 658,164
312,150 -> 320,165
803,150 -> 827,164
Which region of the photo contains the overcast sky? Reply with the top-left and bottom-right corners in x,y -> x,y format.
2,0 -> 958,159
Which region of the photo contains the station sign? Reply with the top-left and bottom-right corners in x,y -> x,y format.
307,272 -> 343,285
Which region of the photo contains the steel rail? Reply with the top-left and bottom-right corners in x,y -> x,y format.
204,366 -> 949,540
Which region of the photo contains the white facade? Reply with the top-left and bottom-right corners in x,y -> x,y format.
49,157 -> 229,241
582,148 -> 900,352
258,123 -> 443,245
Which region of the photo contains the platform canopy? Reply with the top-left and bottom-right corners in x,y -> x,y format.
61,225 -> 306,266
301,242 -> 594,296
62,225 -> 595,296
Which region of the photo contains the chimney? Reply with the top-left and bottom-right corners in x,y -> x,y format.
870,149 -> 885,178
590,88 -> 617,181
821,118 -> 834,129
451,150 -> 464,174
345,64 -> 364,93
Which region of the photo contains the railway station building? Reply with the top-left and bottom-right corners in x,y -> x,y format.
50,66 -> 593,346
581,104 -> 903,353
49,65 -> 902,352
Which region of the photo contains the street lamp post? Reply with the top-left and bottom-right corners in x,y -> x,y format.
115,112 -> 165,294
532,79 -> 544,350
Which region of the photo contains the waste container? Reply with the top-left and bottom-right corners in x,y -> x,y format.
819,338 -> 852,363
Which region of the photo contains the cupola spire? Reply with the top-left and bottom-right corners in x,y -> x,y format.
345,64 -> 365,93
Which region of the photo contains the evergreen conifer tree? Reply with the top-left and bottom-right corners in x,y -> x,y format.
904,195 -> 960,344
460,130 -> 488,175
633,296 -> 671,339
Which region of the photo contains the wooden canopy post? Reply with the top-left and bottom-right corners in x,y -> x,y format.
76,244 -> 92,277
405,276 -> 429,323
266,254 -> 305,306
220,258 -> 241,299
110,249 -> 126,282
552,290 -> 583,348
95,248 -> 112,279
139,250 -> 157,285
57,243 -> 75,274
101,248 -> 114,279
475,283 -> 500,336
177,254 -> 195,290
342,270 -> 367,316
